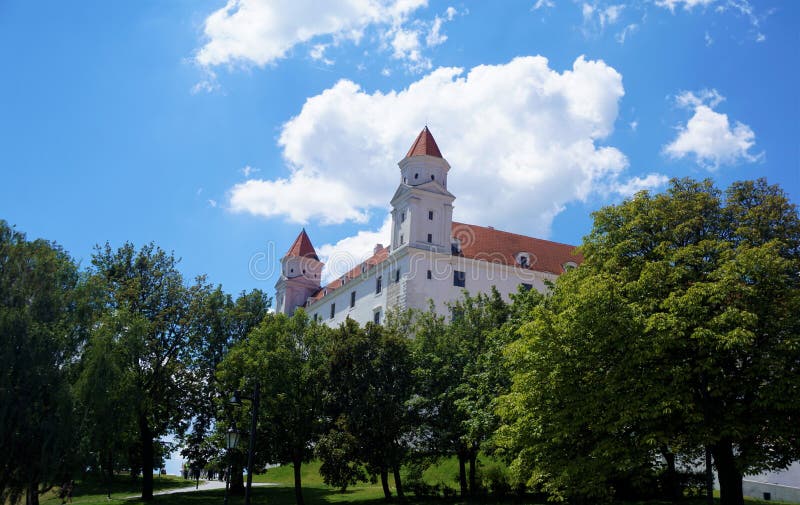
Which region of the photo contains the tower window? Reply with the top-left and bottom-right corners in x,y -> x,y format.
401,211 -> 406,222
431,174 -> 435,180
427,233 -> 433,243
453,270 -> 466,288
403,177 -> 407,184
427,270 -> 432,280
330,304 -> 335,319
350,291 -> 356,308
520,283 -> 533,292
394,269 -> 401,283
414,173 -> 419,179
376,276 -> 382,294
373,310 -> 381,324
400,234 -> 404,245
428,210 -> 433,220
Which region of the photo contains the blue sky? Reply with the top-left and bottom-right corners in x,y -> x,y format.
1,0 -> 798,299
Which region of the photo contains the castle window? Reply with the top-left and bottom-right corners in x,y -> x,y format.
516,252 -> 531,268
350,291 -> 356,308
404,177 -> 407,184
520,283 -> 533,292
431,174 -> 435,180
453,270 -> 466,288
427,233 -> 432,243
427,270 -> 432,280
414,173 -> 419,179
401,211 -> 406,222
563,261 -> 578,271
361,264 -> 367,274
330,303 -> 335,319
314,313 -> 319,322
400,234 -> 404,245
394,269 -> 401,283
376,276 -> 382,294
428,210 -> 433,220
290,268 -> 294,273
373,309 -> 381,324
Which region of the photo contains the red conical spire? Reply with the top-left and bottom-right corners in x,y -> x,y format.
285,229 -> 319,260
406,126 -> 443,158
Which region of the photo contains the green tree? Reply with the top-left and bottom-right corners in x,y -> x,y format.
498,178 -> 800,505
411,291 -> 509,497
90,243 -> 196,501
0,221 -> 84,505
218,310 -> 328,505
181,284 -> 270,494
324,318 -> 415,500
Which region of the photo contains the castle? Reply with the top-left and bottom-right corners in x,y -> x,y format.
275,127 -> 582,325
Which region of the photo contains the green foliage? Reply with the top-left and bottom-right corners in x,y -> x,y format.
88,242 -> 196,500
0,221 -> 84,505
497,178 -> 800,505
323,318 -> 415,498
217,309 -> 329,504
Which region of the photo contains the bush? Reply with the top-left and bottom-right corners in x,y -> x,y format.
482,463 -> 511,498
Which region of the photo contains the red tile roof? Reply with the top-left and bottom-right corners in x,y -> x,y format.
285,229 -> 319,260
308,245 -> 390,302
305,223 -> 581,306
451,222 -> 582,275
406,126 -> 443,158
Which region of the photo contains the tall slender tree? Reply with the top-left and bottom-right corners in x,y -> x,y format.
90,243 -> 194,501
0,221 -> 84,505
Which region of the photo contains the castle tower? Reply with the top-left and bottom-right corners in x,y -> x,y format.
390,127 -> 455,254
274,229 -> 324,316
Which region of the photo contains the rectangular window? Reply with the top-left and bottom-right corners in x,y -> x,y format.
376,276 -> 382,294
374,310 -> 381,324
330,303 -> 335,319
314,313 -> 319,322
428,210 -> 434,220
350,291 -> 356,308
521,283 -> 533,292
394,269 -> 401,283
427,233 -> 433,243
427,269 -> 432,280
400,211 -> 406,222
453,270 -> 466,288
400,234 -> 404,245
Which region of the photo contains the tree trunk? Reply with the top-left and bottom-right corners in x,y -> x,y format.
393,464 -> 404,500
139,415 -> 154,501
25,482 -> 39,505
468,450 -> 478,496
713,440 -> 744,505
660,446 -> 679,499
230,461 -> 244,494
380,467 -> 392,500
457,453 -> 468,498
105,451 -> 114,499
293,458 -> 305,505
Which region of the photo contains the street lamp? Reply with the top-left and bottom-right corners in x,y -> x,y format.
223,428 -> 240,505
230,383 -> 260,505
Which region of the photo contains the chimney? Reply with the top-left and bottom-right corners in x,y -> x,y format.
374,243 -> 384,255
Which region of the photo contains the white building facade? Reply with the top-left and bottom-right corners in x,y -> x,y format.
275,127 -> 581,326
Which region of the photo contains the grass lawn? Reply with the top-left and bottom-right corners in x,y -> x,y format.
32,461 -> 793,505
38,474 -> 195,504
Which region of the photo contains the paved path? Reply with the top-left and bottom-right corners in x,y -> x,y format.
125,480 -> 277,498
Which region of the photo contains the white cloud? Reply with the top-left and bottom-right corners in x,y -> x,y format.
582,3 -> 626,37
208,199 -> 218,208
309,44 -> 334,65
532,0 -> 555,11
664,89 -> 761,170
229,55 -> 637,241
629,120 -> 638,131
612,173 -> 669,196
426,16 -> 447,47
317,217 -> 392,282
615,23 -> 639,43
195,0 -> 428,68
655,0 -> 716,12
240,165 -> 259,177
704,30 -> 714,45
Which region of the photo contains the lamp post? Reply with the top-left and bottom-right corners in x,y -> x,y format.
223,428 -> 240,505
230,382 -> 260,505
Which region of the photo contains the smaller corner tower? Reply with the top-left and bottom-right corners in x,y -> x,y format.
390,126 -> 455,254
274,229 -> 324,316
